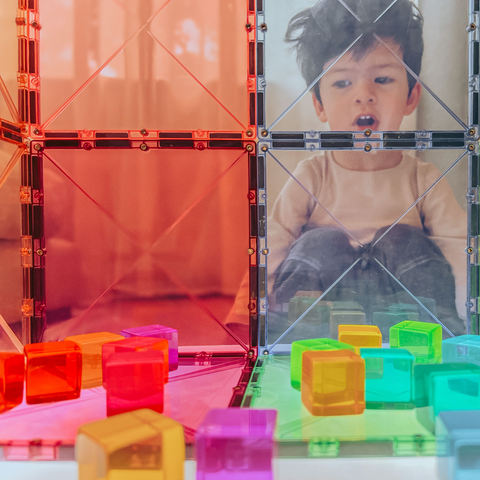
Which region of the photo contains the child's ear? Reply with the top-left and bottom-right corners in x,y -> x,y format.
312,92 -> 328,123
404,82 -> 421,116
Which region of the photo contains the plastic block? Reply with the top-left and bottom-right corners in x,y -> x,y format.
0,352 -> 24,412
290,338 -> 355,390
413,363 -> 480,408
301,350 -> 365,416
373,307 -> 420,341
64,332 -> 124,389
101,336 -> 169,387
429,371 -> 480,421
77,408 -> 185,480
24,341 -> 82,404
360,348 -> 414,408
390,321 -> 442,363
436,410 -> 480,480
288,297 -> 331,327
338,325 -> 382,354
329,302 -> 366,339
105,351 -> 165,417
442,335 -> 480,366
121,325 -> 178,371
195,408 -> 277,480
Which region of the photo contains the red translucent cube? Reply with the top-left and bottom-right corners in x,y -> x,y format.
25,341 -> 82,404
105,351 -> 165,417
0,352 -> 25,412
101,337 -> 169,387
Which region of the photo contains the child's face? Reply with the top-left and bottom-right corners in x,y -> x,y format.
313,39 -> 421,131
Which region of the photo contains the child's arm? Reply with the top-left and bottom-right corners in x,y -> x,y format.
267,159 -> 319,288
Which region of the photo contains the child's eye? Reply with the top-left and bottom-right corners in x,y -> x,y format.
375,76 -> 394,85
332,79 -> 352,89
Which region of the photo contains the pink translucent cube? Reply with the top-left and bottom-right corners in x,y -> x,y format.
101,337 -> 169,387
105,350 -> 165,417
121,325 -> 178,371
196,409 -> 277,480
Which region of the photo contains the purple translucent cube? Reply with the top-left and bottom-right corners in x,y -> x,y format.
121,325 -> 178,371
196,409 -> 277,480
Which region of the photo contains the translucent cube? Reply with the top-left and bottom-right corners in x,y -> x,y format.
105,351 -> 165,417
361,348 -> 414,408
301,350 -> 365,416
0,352 -> 24,412
24,341 -> 82,404
436,410 -> 480,480
442,335 -> 480,366
338,325 -> 382,354
76,409 -> 185,480
64,332 -> 125,388
373,304 -> 420,341
195,408 -> 277,480
390,321 -> 442,363
101,336 -> 169,387
290,338 -> 355,390
329,302 -> 366,339
121,325 -> 178,371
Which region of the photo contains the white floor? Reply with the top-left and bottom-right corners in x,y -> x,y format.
0,457 -> 439,480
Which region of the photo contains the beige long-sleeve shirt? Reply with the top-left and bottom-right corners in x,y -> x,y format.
268,151 -> 467,299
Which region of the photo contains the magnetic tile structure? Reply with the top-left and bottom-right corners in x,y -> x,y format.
0,0 -> 480,462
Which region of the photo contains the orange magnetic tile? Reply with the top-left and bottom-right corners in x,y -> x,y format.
0,352 -> 24,412
338,325 -> 382,354
301,349 -> 365,416
24,341 -> 82,404
64,332 -> 125,389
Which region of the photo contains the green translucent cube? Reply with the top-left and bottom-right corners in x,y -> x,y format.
360,348 -> 414,408
390,321 -> 442,363
290,338 -> 355,390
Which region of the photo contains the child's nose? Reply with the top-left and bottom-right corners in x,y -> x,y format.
354,81 -> 377,105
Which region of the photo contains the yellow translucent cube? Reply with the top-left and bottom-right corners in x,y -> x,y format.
65,332 -> 125,389
76,409 -> 185,480
338,325 -> 382,354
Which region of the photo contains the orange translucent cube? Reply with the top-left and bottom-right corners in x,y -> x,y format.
301,350 -> 365,416
338,325 -> 382,354
0,352 -> 25,412
24,341 -> 82,404
65,332 -> 124,389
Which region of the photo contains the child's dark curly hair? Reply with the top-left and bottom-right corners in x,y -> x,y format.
286,0 -> 424,102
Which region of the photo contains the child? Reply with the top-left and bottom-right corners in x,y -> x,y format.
268,0 -> 466,336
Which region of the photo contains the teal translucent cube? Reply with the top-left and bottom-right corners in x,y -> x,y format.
390,321 -> 442,364
290,338 -> 355,390
360,348 -> 414,408
414,363 -> 480,408
429,371 -> 480,421
436,410 -> 480,480
442,335 -> 480,366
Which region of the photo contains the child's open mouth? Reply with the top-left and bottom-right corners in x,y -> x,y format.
353,115 -> 378,130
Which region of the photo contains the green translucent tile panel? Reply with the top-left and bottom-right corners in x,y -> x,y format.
360,348 -> 414,409
390,321 -> 442,364
244,355 -> 434,457
443,335 -> 480,366
290,338 -> 355,390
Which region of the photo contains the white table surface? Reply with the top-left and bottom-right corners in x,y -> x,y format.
0,457 -> 440,480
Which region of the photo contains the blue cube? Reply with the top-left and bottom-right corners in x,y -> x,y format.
436,410 -> 480,480
442,336 -> 480,367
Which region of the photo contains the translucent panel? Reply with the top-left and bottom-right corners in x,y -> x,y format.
263,0 -> 468,132
0,354 -> 245,445
40,0 -> 248,131
265,149 -> 468,351
0,142 -> 24,346
42,148 -> 250,349
0,0 -> 20,123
